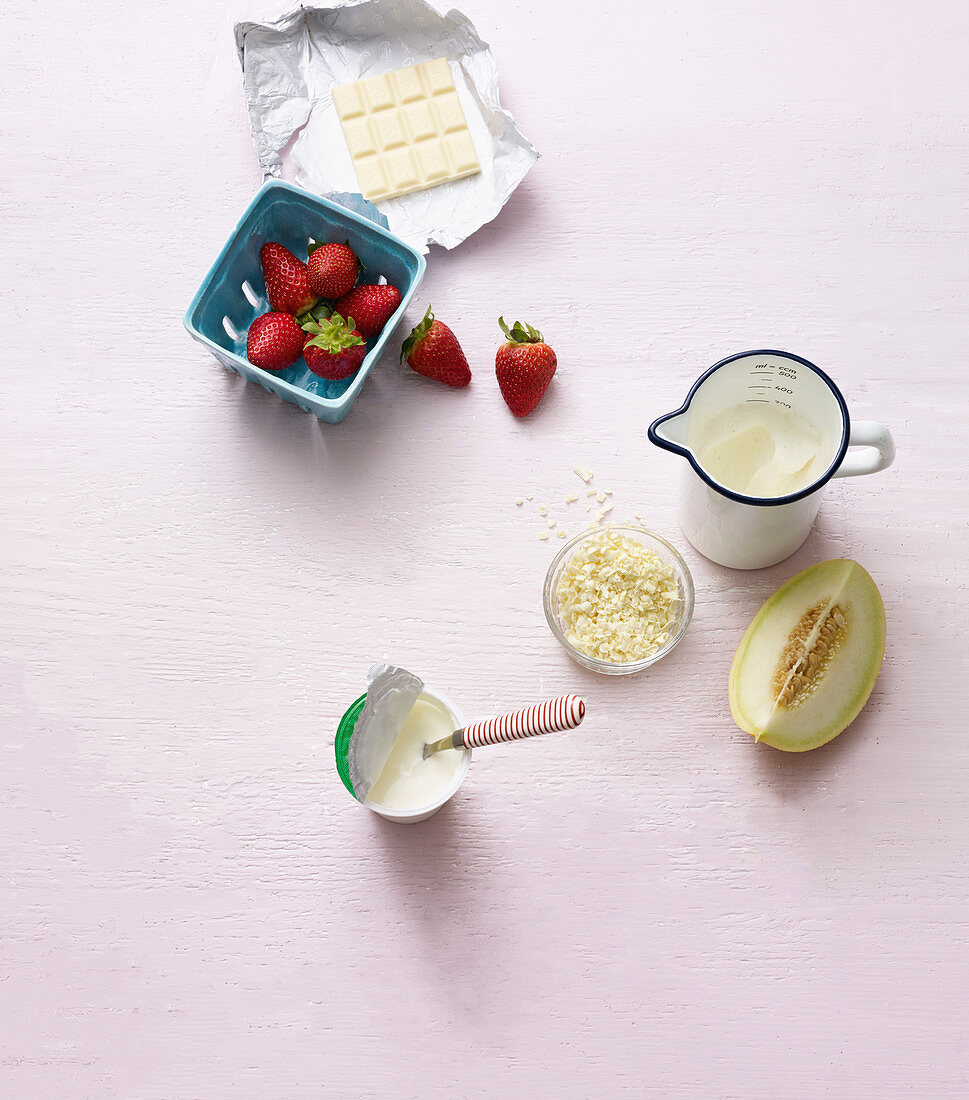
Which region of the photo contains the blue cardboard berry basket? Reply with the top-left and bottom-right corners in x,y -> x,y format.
183,180 -> 426,423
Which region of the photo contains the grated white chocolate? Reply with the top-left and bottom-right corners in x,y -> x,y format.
332,58 -> 481,203
555,529 -> 679,663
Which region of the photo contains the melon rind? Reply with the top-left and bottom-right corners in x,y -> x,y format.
728,559 -> 886,752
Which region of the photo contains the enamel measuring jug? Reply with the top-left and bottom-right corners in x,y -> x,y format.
648,350 -> 895,570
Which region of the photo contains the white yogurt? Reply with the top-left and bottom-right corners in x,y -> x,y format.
693,402 -> 834,497
365,694 -> 468,819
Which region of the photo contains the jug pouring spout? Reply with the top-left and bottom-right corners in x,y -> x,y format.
648,407 -> 691,453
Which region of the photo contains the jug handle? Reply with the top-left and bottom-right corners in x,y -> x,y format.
832,421 -> 895,478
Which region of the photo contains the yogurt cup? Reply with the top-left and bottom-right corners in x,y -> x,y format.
334,686 -> 471,824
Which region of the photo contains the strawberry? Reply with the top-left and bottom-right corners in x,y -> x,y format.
495,317 -> 557,417
246,311 -> 306,372
260,242 -> 319,316
401,306 -> 471,388
301,313 -> 366,381
307,240 -> 360,300
335,284 -> 402,339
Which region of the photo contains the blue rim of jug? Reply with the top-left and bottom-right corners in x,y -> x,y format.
647,349 -> 851,508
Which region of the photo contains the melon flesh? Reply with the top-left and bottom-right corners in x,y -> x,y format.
728,559 -> 886,752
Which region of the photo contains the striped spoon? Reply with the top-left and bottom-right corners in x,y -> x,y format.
422,694 -> 586,759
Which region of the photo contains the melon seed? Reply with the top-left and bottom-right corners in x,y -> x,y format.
770,601 -> 847,707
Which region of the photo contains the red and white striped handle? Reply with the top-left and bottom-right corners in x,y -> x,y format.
461,695 -> 586,749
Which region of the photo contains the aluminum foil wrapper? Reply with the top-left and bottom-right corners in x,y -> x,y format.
234,1 -> 538,251
348,663 -> 424,801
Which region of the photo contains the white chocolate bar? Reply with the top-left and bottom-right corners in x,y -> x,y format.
332,58 -> 481,203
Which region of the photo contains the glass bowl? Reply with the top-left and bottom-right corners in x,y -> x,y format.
543,524 -> 695,676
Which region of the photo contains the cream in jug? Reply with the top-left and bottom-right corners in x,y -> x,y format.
693,402 -> 835,498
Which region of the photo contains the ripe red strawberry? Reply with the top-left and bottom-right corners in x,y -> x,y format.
246,311 -> 306,372
495,317 -> 557,417
301,313 -> 366,381
335,284 -> 402,339
260,242 -> 319,316
307,240 -> 359,300
401,306 -> 471,388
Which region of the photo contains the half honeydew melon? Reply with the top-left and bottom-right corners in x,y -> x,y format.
729,559 -> 886,752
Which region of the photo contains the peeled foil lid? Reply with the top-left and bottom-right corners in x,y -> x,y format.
234,0 -> 539,252
348,663 -> 424,800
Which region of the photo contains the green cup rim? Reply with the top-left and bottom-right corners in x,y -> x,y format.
334,693 -> 367,798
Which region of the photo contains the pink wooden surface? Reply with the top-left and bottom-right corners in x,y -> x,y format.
4,0 -> 969,1095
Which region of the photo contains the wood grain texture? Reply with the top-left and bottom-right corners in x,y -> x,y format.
3,0 -> 968,1096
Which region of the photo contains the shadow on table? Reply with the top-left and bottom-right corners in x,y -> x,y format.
745,685 -> 892,799
367,797 -> 517,1007
423,176 -> 546,272
228,362 -> 403,481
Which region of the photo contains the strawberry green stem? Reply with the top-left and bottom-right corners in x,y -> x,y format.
498,316 -> 544,344
401,305 -> 434,362
302,313 -> 364,353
